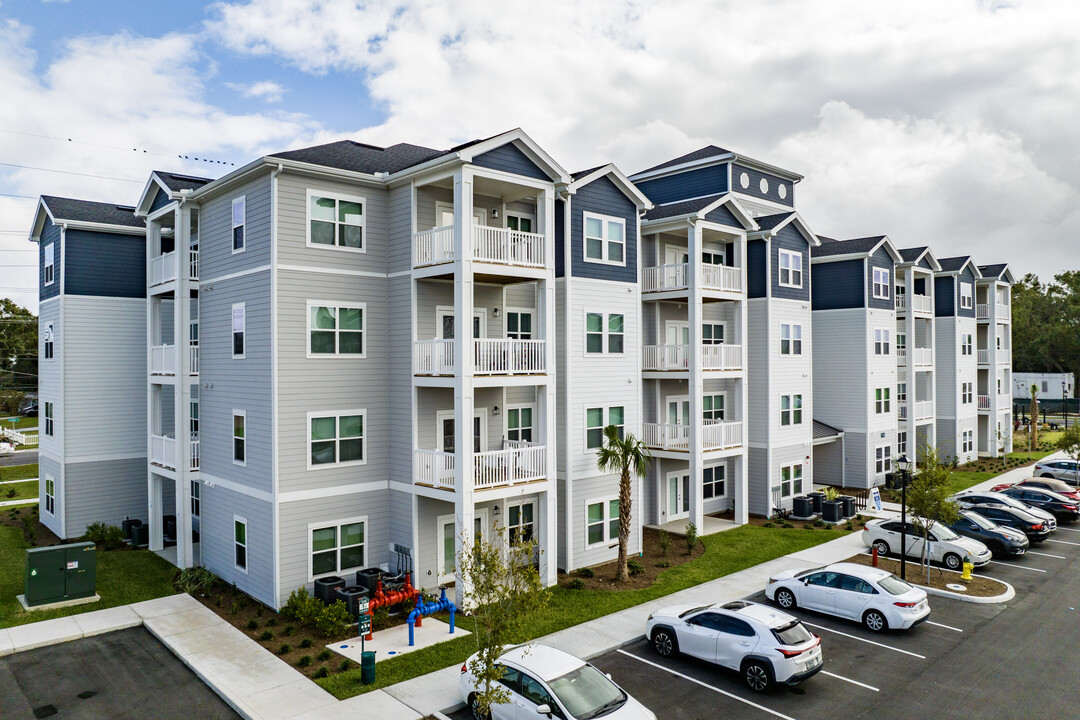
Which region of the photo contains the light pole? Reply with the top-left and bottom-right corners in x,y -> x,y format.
895,455 -> 912,581
1064,381 -> 1069,430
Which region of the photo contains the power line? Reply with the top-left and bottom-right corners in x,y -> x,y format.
0,192 -> 37,200
0,128 -> 238,167
0,161 -> 144,184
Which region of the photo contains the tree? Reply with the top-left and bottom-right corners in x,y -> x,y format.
457,527 -> 550,717
0,300 -> 36,392
1056,424 -> 1080,468
595,425 -> 651,581
906,449 -> 962,583
1030,384 -> 1040,451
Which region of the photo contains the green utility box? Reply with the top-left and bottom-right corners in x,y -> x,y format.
25,542 -> 97,607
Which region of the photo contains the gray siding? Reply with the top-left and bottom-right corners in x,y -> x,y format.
64,230 -> 145,298
200,481 -> 275,607
200,172 -> 273,279
388,185 -> 413,275
63,458 -> 148,539
388,276 -> 412,489
40,220 -> 61,302
472,143 -> 549,181
38,453 -> 63,539
748,448 -> 769,516
771,226 -> 810,302
636,165 -> 729,205
732,164 -> 794,208
866,248 -> 894,311
37,300 -> 62,463
569,176 -> 638,284
811,259 -> 863,309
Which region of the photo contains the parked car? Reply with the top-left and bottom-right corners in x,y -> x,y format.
991,477 -> 1080,502
1033,459 -> 1080,485
459,644 -> 655,720
998,486 -> 1080,521
963,504 -> 1052,543
0,442 -> 14,456
861,518 -> 992,570
765,562 -> 930,632
645,600 -> 822,692
19,404 -> 37,417
947,509 -> 1030,558
952,491 -> 1059,532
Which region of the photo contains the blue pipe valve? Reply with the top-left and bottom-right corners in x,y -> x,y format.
407,587 -> 458,646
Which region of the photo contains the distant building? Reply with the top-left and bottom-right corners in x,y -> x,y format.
1014,373 -> 1075,400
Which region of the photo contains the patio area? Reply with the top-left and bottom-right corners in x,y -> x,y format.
645,513 -> 739,537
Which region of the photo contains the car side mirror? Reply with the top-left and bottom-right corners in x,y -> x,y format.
535,704 -> 552,716
605,673 -> 612,680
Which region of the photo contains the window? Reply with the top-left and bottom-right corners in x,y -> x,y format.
780,324 -> 802,355
586,406 -> 624,449
44,243 -> 55,285
1042,380 -> 1049,393
44,476 -> 54,514
506,311 -> 532,340
780,394 -> 803,426
190,479 -> 200,518
875,446 -> 892,475
520,674 -> 557,709
231,197 -> 245,252
44,402 -> 53,436
232,303 -> 245,358
872,268 -> 890,299
43,323 -> 54,360
586,498 -> 619,547
962,430 -> 974,453
960,282 -> 973,309
703,394 -> 725,422
585,312 -> 623,354
780,464 -> 803,497
506,214 -> 534,233
962,382 -> 973,404
961,334 -> 972,356
583,212 -> 626,265
308,192 -> 365,251
778,250 -> 802,287
233,412 -> 246,465
897,383 -> 907,403
311,517 -> 366,579
875,388 -> 891,414
896,332 -> 907,354
897,431 -> 908,458
508,502 -> 534,544
507,406 -> 533,443
874,328 -> 890,356
702,323 -> 725,345
309,411 -> 366,467
308,303 -> 365,356
703,465 -> 725,499
702,249 -> 725,266
496,665 -> 521,693
234,517 -> 247,571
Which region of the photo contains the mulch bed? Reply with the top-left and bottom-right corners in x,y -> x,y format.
557,526 -> 705,591
845,553 -> 1007,597
1,504 -> 62,548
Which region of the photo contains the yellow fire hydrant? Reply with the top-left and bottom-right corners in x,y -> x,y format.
961,560 -> 974,581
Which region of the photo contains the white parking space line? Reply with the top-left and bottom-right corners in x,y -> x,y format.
1053,526 -> 1080,533
986,560 -> 1046,573
1026,550 -> 1067,559
1046,538 -> 1080,547
616,650 -> 798,720
925,620 -> 963,633
820,670 -> 880,692
800,622 -> 926,659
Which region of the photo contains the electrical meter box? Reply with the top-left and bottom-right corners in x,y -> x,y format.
25,541 -> 97,607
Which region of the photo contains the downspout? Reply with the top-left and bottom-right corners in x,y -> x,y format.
270,163 -> 283,607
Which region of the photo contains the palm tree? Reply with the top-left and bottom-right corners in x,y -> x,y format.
596,425 -> 652,581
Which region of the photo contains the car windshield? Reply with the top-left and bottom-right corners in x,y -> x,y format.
965,512 -> 996,530
877,574 -> 914,596
548,664 -> 625,719
679,605 -> 710,619
934,525 -> 960,541
772,620 -> 814,646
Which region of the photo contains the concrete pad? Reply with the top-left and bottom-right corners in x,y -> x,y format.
384,664 -> 463,715
72,604 -> 142,637
130,592 -> 201,620
6,616 -> 83,653
164,621 -> 255,659
325,689 -> 424,720
215,654 -> 306,698
183,636 -> 271,677
244,677 -> 337,720
144,605 -> 226,638
16,593 -> 100,611
0,629 -> 12,657
330,618 -> 468,665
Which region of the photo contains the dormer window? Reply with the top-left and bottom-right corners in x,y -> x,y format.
778,250 -> 802,288
872,268 -> 890,299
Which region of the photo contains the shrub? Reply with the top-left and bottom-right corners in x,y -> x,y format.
781,522 -> 795,529
5,488 -> 15,498
655,561 -> 670,568
658,529 -> 671,557
684,522 -> 698,555
174,567 -> 217,595
812,519 -> 826,528
297,655 -> 312,668
282,587 -> 320,627
256,605 -> 264,618
277,644 -> 291,655
338,659 -> 353,673
266,617 -> 278,627
230,600 -> 241,615
576,567 -> 594,578
823,487 -> 840,501
318,649 -> 332,661
258,631 -> 274,641
313,667 -> 329,679
762,522 -> 775,528
844,522 -> 855,531
567,578 -> 586,590
21,514 -> 37,544
803,524 -> 815,530
627,558 -> 644,576
284,625 -> 295,636
299,637 -> 313,649
83,521 -> 125,550
373,605 -> 390,630
315,601 -> 353,639
246,620 -> 259,631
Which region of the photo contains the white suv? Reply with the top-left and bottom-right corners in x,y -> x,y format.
645,600 -> 822,692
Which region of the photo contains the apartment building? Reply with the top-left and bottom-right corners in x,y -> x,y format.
934,256 -> 982,464
895,246 -> 941,464
975,264 -> 1015,456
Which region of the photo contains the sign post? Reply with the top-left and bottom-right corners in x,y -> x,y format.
358,595 -> 371,653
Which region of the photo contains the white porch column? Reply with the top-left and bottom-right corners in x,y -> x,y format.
687,221 -> 704,531
537,187 -> 557,586
734,232 -> 749,525
453,168 -> 476,608
148,473 -> 163,551
173,204 -> 193,569
905,268 -> 915,467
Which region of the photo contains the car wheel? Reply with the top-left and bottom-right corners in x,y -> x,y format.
863,609 -> 888,632
742,660 -> 773,692
989,542 -> 1007,559
468,693 -> 490,720
873,539 -> 890,556
775,588 -> 796,610
651,628 -> 678,657
943,552 -> 963,570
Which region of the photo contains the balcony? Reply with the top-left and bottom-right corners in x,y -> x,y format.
977,348 -> 990,365
414,338 -> 546,376
978,395 -> 991,411
413,444 -> 547,491
997,349 -> 1010,364
912,348 -> 932,367
896,294 -> 932,314
150,435 -> 200,471
413,225 -> 546,268
641,344 -> 742,372
997,303 -> 1010,321
149,250 -> 200,287
150,345 -> 176,375
976,304 -> 990,320
641,263 -> 742,294
914,401 -> 933,420
642,420 -> 742,452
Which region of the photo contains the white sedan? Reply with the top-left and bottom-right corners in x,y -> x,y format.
0,442 -> 14,457
862,518 -> 992,570
765,562 -> 930,632
459,644 -> 655,720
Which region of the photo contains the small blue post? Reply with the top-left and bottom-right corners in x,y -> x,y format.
407,615 -> 415,646
449,606 -> 456,634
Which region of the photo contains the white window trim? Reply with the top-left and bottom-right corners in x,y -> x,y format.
506,500 -> 536,545
779,323 -> 803,356
872,267 -> 890,299
231,197 -> 246,254
583,310 -> 625,356
504,307 -> 534,340
581,211 -> 627,267
875,446 -> 892,476
701,321 -> 728,346
308,514 -> 367,582
43,243 -> 55,286
232,410 -> 247,467
506,403 -> 536,443
585,405 -> 625,452
43,401 -> 54,437
702,391 -> 728,422
780,394 -> 803,427
960,282 -> 973,309
779,463 -> 804,497
43,323 -> 54,361
584,496 -> 619,550
874,328 -> 891,356
897,431 -> 908,458
505,211 -> 536,232
44,474 -> 55,515
233,515 -> 248,573
232,302 -> 246,359
190,479 -> 200,518
702,464 -> 727,499
306,300 -> 367,358
305,188 -> 367,254
778,249 -> 803,288
307,409 -> 368,471
875,388 -> 891,414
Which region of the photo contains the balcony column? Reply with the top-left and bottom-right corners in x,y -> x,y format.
453,167 -> 476,608
173,204 -> 193,569
537,391 -> 556,587
147,472 -> 163,551
687,222 -> 704,530
905,268 -> 915,464
734,232 -> 749,524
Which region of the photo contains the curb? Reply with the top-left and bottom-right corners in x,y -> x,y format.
916,579 -> 1015,604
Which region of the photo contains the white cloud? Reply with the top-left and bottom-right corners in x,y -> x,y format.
225,80 -> 284,102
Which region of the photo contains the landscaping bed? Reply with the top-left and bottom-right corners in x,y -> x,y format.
845,552 -> 1006,597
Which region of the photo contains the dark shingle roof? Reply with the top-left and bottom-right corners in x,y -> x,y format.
269,140 -> 449,175
813,420 -> 843,440
979,263 -> 1008,279
813,235 -> 886,257
899,246 -> 928,262
155,172 -> 212,192
571,164 -> 607,180
41,196 -> 145,229
635,145 -> 732,176
755,212 -> 795,232
938,256 -> 973,272
643,193 -> 725,221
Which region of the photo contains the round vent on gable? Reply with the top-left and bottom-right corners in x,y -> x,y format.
740,172 -> 750,189
759,178 -> 769,194
778,184 -> 788,199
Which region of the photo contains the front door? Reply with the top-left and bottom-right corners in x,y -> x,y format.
667,470 -> 690,520
437,308 -> 486,340
437,410 -> 487,453
665,247 -> 689,266
438,509 -> 488,584
437,203 -> 486,230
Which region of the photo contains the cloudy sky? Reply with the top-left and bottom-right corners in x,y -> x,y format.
1,0 -> 1077,312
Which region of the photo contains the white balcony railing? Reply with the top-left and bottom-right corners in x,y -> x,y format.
703,344 -> 742,370
978,395 -> 991,410
912,348 -> 932,367
150,345 -> 176,375
189,250 -> 199,281
474,445 -> 546,489
915,401 -> 933,420
472,226 -> 545,267
151,434 -> 177,470
895,294 -> 905,311
701,263 -> 742,293
642,263 -> 689,293
415,449 -> 456,490
189,344 -> 199,375
642,344 -> 688,371
415,339 -> 455,375
977,348 -> 990,365
150,251 -> 177,287
997,303 -> 1010,321
976,304 -> 990,320
473,339 -> 546,375
414,226 -> 455,267
912,295 -> 932,314
642,421 -> 742,452
703,419 -> 742,450
189,439 -> 200,471
896,348 -> 907,365
997,349 -> 1010,364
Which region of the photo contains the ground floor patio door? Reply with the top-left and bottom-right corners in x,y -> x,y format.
438,508 -> 488,584
667,470 -> 691,521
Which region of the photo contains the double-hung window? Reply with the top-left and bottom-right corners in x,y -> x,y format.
703,394 -> 725,422
778,250 -> 802,287
506,311 -> 532,340
585,312 -> 624,354
233,411 -> 246,465
962,382 -> 973,404
234,517 -> 247,571
780,464 -> 803,497
507,406 -> 533,443
190,479 -> 200,518
43,323 -> 54,360
586,498 -> 619,547
232,303 -> 246,358
702,249 -> 725,266
308,192 -> 365,251
309,303 -> 365,356
960,282 -> 973,309
962,430 -> 974,453
780,394 -> 802,426
874,328 -> 890,356
44,402 -> 54,436
586,406 -> 624,449
703,465 -> 726,499
875,446 -> 892,475
311,517 -> 365,579
583,212 -> 626,265
232,197 -> 245,252
875,388 -> 891,414
780,324 -> 802,355
897,431 -> 908,457
43,243 -> 55,285
44,476 -> 55,514
961,334 -> 972,356
897,382 -> 907,403
508,502 -> 534,544
872,268 -> 890,299
309,411 -> 366,467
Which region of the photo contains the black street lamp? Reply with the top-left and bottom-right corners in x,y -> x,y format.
1064,381 -> 1069,430
895,455 -> 913,580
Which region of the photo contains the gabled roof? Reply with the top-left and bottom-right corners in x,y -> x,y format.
897,246 -> 942,271
269,141 -> 448,175
750,211 -> 820,247
642,193 -> 757,231
937,256 -> 983,278
631,145 -> 803,183
978,264 -> 1015,283
135,170 -> 215,217
571,165 -> 607,181
813,235 -> 902,263
154,171 -> 213,192
567,163 -> 652,209
30,195 -> 144,241
636,145 -> 733,175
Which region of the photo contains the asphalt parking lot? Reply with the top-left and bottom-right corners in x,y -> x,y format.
0,626 -> 239,719
450,526 -> 1080,719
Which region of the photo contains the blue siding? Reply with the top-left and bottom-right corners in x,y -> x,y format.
956,266 -> 976,318
771,224 -> 810,301
866,247 -> 894,310
935,276 -> 955,317
64,229 -> 146,298
732,164 -> 794,208
555,198 -> 566,278
704,202 -> 741,228
636,165 -> 729,205
570,175 -> 637,283
914,277 -> 927,295
811,259 -> 864,310
40,219 -> 61,302
472,143 -> 549,181
917,255 -> 934,271
747,239 -> 767,298
149,187 -> 172,214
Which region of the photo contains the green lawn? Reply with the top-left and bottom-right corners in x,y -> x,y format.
3,416 -> 39,430
0,464 -> 38,482
317,524 -> 851,699
0,523 -> 178,629
0,481 -> 38,502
